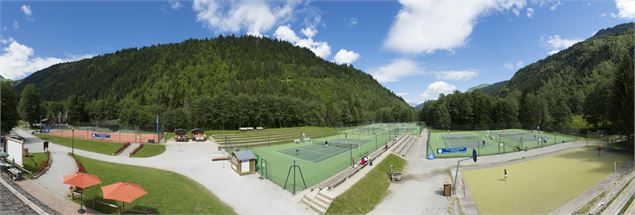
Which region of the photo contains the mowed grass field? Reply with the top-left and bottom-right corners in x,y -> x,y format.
36,134 -> 123,155
462,148 -> 632,214
22,152 -> 49,175
130,144 -> 166,157
327,154 -> 406,214
75,155 -> 235,214
429,129 -> 578,158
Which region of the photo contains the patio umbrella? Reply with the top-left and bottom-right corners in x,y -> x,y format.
63,172 -> 101,214
101,182 -> 147,213
0,151 -> 8,158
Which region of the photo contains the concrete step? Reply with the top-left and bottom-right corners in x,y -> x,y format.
314,194 -> 331,207
309,201 -> 328,214
310,197 -> 330,212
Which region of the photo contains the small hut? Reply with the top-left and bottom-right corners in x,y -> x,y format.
174,129 -> 188,142
191,128 -> 206,141
230,151 -> 257,175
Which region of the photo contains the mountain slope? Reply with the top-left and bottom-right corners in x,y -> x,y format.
418,22 -> 634,131
15,36 -> 414,129
499,22 -> 634,129
501,23 -> 633,96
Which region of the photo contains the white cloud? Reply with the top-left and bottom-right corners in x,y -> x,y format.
300,27 -> 317,38
348,18 -> 358,28
21,5 -> 32,17
420,81 -> 457,101
434,70 -> 478,81
504,60 -> 524,70
370,59 -> 422,83
273,25 -> 300,42
616,0 -> 635,19
0,39 -> 92,80
542,35 -> 582,55
549,1 -> 561,11
527,8 -> 534,17
333,49 -> 360,65
192,0 -> 300,36
169,0 -> 183,10
273,25 -> 331,58
384,0 -> 526,54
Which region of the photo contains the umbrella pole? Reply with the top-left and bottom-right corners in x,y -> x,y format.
78,189 -> 85,214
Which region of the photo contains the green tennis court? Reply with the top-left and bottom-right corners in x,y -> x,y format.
278,139 -> 372,163
252,123 -> 421,193
429,129 -> 578,158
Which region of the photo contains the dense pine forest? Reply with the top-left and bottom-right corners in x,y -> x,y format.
419,23 -> 634,143
14,36 -> 414,130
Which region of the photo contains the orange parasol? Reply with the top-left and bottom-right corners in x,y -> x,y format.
63,172 -> 101,188
101,182 -> 147,203
101,182 -> 147,213
63,172 -> 101,214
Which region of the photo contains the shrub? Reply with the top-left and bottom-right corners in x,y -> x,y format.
36,151 -> 51,173
69,153 -> 86,173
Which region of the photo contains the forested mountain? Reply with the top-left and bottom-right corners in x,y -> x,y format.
420,22 -> 634,142
479,80 -> 507,96
15,36 -> 414,130
466,84 -> 490,93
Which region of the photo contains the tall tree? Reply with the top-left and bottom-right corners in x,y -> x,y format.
1,81 -> 19,134
65,95 -> 89,125
610,53 -> 634,148
17,84 -> 42,127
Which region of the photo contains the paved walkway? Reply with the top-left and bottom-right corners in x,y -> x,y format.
16,128 -> 306,215
15,129 -> 78,198
117,143 -> 139,157
370,129 -> 598,215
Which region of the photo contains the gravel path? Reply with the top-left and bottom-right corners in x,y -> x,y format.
15,128 -> 306,215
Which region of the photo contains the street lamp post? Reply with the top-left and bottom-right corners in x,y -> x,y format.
71,128 -> 75,155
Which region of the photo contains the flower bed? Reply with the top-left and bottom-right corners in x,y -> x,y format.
69,153 -> 86,173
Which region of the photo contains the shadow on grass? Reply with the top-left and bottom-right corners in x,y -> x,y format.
549,149 -> 633,173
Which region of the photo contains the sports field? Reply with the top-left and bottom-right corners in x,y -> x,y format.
462,148 -> 632,214
251,123 -> 420,193
428,129 -> 578,158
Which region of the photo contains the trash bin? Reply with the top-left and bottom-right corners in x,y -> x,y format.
443,183 -> 452,196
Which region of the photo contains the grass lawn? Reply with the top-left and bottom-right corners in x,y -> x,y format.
75,155 -> 235,214
36,134 -> 122,155
462,148 -> 632,214
130,144 -> 166,158
22,152 -> 49,175
326,154 -> 406,215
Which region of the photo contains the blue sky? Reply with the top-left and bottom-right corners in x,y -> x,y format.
1,0 -> 633,105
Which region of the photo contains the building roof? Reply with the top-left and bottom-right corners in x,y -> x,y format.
174,128 -> 187,134
234,151 -> 257,161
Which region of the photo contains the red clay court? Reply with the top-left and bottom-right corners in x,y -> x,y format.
47,129 -> 161,143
